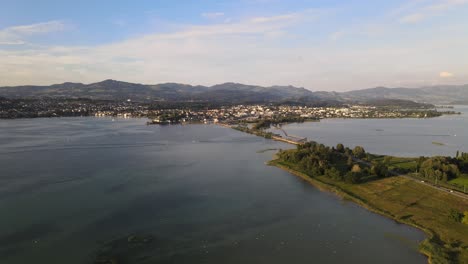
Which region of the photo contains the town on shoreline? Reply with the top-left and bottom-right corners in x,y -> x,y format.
0,97 -> 460,120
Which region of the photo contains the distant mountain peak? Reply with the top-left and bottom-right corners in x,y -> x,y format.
342,84 -> 468,104
1,80 -> 467,105
96,79 -> 129,85
102,79 -> 118,82
0,80 -> 320,104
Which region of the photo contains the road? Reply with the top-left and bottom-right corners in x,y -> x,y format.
401,174 -> 468,200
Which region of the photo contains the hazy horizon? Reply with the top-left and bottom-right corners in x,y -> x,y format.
1,0 -> 468,91
1,78 -> 468,93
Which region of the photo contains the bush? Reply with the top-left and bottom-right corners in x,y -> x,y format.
371,162 -> 389,178
462,211 -> 468,225
325,167 -> 342,181
448,209 -> 463,223
344,172 -> 360,184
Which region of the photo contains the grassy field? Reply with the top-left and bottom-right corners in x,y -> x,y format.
450,175 -> 468,187
367,155 -> 468,193
368,154 -> 418,171
271,160 -> 468,264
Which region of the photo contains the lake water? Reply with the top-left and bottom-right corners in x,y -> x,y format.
0,118 -> 426,263
280,105 -> 468,157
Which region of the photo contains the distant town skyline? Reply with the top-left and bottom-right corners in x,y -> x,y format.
1,0 -> 468,91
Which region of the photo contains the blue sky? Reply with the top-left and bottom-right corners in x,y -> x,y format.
1,0 -> 467,91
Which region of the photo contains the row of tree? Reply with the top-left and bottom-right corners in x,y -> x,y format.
413,152 -> 468,183
233,125 -> 274,139
251,116 -> 308,130
417,156 -> 461,182
278,142 -> 389,184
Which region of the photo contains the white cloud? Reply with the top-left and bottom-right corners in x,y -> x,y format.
439,71 -> 454,78
399,13 -> 425,23
399,0 -> 468,23
1,9 -> 467,90
138,11 -> 309,40
0,21 -> 66,45
0,12 -> 314,85
9,21 -> 66,34
201,12 -> 225,19
251,14 -> 297,23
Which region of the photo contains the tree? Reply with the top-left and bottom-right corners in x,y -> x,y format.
434,170 -> 443,181
318,159 -> 329,170
309,166 -> 322,177
253,120 -> 271,130
365,153 -> 371,161
302,142 -> 313,149
344,172 -> 360,184
344,148 -> 352,156
371,162 -> 389,178
336,143 -> 344,153
442,172 -> 448,182
347,156 -> 353,168
352,146 -> 366,159
383,156 -> 392,165
325,167 -> 342,181
416,156 -> 425,173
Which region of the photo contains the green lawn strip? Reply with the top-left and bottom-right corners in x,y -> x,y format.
449,175 -> 468,187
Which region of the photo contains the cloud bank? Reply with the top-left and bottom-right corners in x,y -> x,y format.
0,21 -> 66,45
1,3 -> 468,91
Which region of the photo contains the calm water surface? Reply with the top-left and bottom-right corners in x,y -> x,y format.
281,105 -> 468,157
0,118 -> 426,263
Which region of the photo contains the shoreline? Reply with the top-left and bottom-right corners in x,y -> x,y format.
269,159 -> 467,264
0,109 -> 462,121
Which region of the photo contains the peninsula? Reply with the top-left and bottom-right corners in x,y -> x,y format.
229,121 -> 468,264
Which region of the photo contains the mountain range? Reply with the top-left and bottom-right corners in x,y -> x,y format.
0,80 -> 467,105
340,85 -> 468,105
